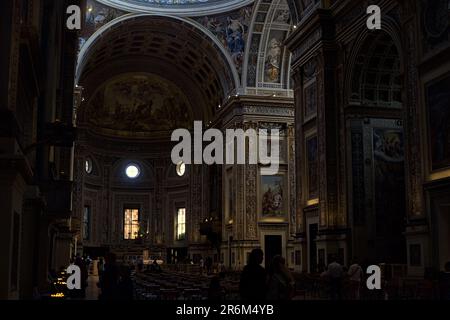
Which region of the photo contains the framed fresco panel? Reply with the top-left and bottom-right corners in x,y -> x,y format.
261,175 -> 285,217
264,30 -> 287,83
425,74 -> 450,171
304,80 -> 317,121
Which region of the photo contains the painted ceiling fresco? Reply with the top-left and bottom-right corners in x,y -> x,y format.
196,5 -> 253,75
110,0 -> 235,7
79,0 -> 126,50
85,73 -> 194,135
96,0 -> 252,13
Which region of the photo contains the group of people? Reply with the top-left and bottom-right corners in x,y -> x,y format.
237,250 -> 367,301
199,257 -> 226,275
239,249 -> 296,301
320,257 -> 364,300
97,253 -> 134,300
69,250 -> 450,301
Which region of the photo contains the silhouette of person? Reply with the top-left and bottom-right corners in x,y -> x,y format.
439,261 -> 450,300
99,253 -> 119,300
208,276 -> 225,301
118,266 -> 134,300
239,249 -> 267,300
348,259 -> 363,300
327,255 -> 344,300
266,255 -> 295,300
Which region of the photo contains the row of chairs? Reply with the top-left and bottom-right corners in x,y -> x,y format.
134,271 -> 209,300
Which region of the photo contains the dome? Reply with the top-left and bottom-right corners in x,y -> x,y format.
96,0 -> 254,16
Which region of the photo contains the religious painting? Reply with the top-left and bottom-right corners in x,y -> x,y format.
261,175 -> 285,217
306,136 -> 318,200
86,73 -> 193,135
304,81 -> 317,120
264,30 -> 287,83
79,0 -> 126,49
425,75 -> 450,171
373,128 -> 405,247
273,10 -> 291,24
197,5 -> 253,75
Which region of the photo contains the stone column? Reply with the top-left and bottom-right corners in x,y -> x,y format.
0,162 -> 27,299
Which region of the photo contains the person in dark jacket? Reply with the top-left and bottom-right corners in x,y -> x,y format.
99,253 -> 119,300
239,248 -> 267,300
208,276 -> 225,301
118,266 -> 134,300
439,261 -> 450,300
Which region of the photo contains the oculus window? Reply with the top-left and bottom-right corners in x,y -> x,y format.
85,158 -> 93,174
176,161 -> 186,177
125,164 -> 140,179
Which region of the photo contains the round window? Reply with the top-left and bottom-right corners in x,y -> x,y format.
125,164 -> 140,179
85,159 -> 93,174
176,161 -> 186,177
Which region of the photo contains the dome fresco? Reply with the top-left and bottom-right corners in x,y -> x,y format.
96,0 -> 254,16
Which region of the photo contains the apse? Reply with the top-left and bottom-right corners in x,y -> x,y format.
76,14 -> 238,127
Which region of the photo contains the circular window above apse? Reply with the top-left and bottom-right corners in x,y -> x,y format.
95,0 -> 254,16
125,164 -> 141,179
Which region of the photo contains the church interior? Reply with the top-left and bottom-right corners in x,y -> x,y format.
1,0 -> 450,300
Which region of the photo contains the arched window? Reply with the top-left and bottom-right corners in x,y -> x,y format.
350,32 -> 402,108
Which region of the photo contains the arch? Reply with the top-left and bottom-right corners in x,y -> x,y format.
242,0 -> 293,94
76,13 -> 240,91
284,0 -> 320,26
344,18 -> 404,108
96,0 -> 254,17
